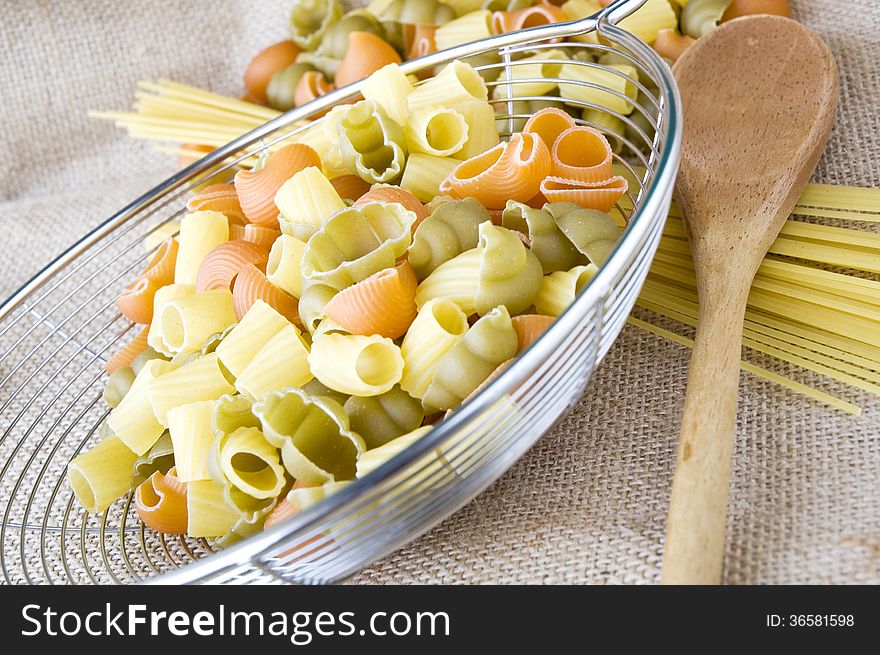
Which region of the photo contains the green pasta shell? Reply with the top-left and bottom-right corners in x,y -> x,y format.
210,488 -> 278,548
132,431 -> 174,485
317,9 -> 386,59
544,203 -> 622,266
298,278 -> 339,334
337,100 -> 407,184
290,0 -> 343,50
130,346 -> 167,374
254,387 -> 366,484
408,197 -> 492,280
266,62 -> 318,112
475,222 -> 544,316
422,305 -> 518,411
302,377 -> 350,407
301,201 -> 416,289
344,385 -> 425,449
502,200 -> 587,274
481,0 -> 534,11
295,51 -> 341,79
102,366 -> 135,409
680,0 -> 728,38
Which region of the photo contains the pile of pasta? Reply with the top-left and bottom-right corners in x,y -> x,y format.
68,62 -> 626,545
242,0 -> 791,115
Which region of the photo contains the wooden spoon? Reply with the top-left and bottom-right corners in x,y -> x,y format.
661,15 -> 838,584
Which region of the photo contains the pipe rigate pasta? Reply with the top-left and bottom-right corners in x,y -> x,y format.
539,175 -> 629,213
335,31 -> 402,89
544,202 -> 622,266
439,132 -> 551,209
254,387 -> 366,485
522,106 -> 577,151
301,201 -> 416,289
344,385 -> 425,450
106,327 -> 150,375
408,197 -> 492,279
140,237 -> 179,285
290,0 -> 343,50
294,70 -> 336,109
501,200 -> 586,273
195,240 -> 269,293
117,276 -> 160,325
415,221 -> 544,316
242,224 -> 281,251
422,305 -> 519,411
551,126 -> 614,183
338,100 -> 407,185
234,144 -> 322,227
534,263 -> 599,316
323,262 -> 418,339
135,467 -> 188,534
317,9 -> 386,59
330,174 -> 372,203
232,263 -> 301,326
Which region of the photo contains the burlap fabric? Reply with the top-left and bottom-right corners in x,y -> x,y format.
0,0 -> 877,584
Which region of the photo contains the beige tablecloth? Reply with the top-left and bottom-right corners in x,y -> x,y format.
0,0 -> 878,584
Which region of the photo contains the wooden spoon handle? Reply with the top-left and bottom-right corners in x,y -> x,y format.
661,281 -> 751,584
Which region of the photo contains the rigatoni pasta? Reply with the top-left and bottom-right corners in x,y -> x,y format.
308,333 -> 405,397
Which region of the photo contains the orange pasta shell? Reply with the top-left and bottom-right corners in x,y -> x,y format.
539,175 -> 628,212
294,71 -> 335,108
229,223 -> 247,241
330,174 -> 372,202
356,186 -> 428,230
511,314 -> 555,353
722,0 -> 790,21
244,40 -> 301,105
140,237 -> 178,285
234,143 -> 322,226
233,263 -> 301,325
135,467 -> 188,535
323,261 -> 418,339
652,29 -> 695,61
440,132 -> 551,209
196,240 -> 269,293
491,2 -> 566,34
551,126 -> 614,183
186,183 -> 246,224
523,107 -> 576,151
105,326 -> 149,375
243,224 -> 281,251
117,276 -> 160,325
334,31 -> 402,89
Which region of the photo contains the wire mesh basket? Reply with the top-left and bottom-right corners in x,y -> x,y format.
0,0 -> 680,584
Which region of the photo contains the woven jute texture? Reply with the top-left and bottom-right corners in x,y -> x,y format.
0,0 -> 878,584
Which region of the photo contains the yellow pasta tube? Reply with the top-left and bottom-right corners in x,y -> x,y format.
215,299 -> 289,379
454,100 -> 501,160
235,323 -> 313,400
158,288 -> 236,355
108,359 -> 175,456
401,153 -> 461,202
492,49 -> 568,99
186,479 -> 240,538
440,0 -> 484,14
219,426 -> 286,500
67,434 -> 138,513
400,298 -> 469,399
267,234 -> 307,298
174,210 -> 229,285
434,10 -> 493,52
275,166 -> 347,239
167,399 -> 216,483
356,426 -> 433,479
147,352 -> 236,427
404,106 -> 470,157
618,0 -> 678,44
557,63 -> 639,116
147,283 -> 196,356
414,248 -> 481,314
407,60 -> 488,112
308,333 -> 404,397
361,62 -> 414,126
535,264 -> 599,316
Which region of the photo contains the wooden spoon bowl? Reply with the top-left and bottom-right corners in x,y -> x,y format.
661,15 -> 838,584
